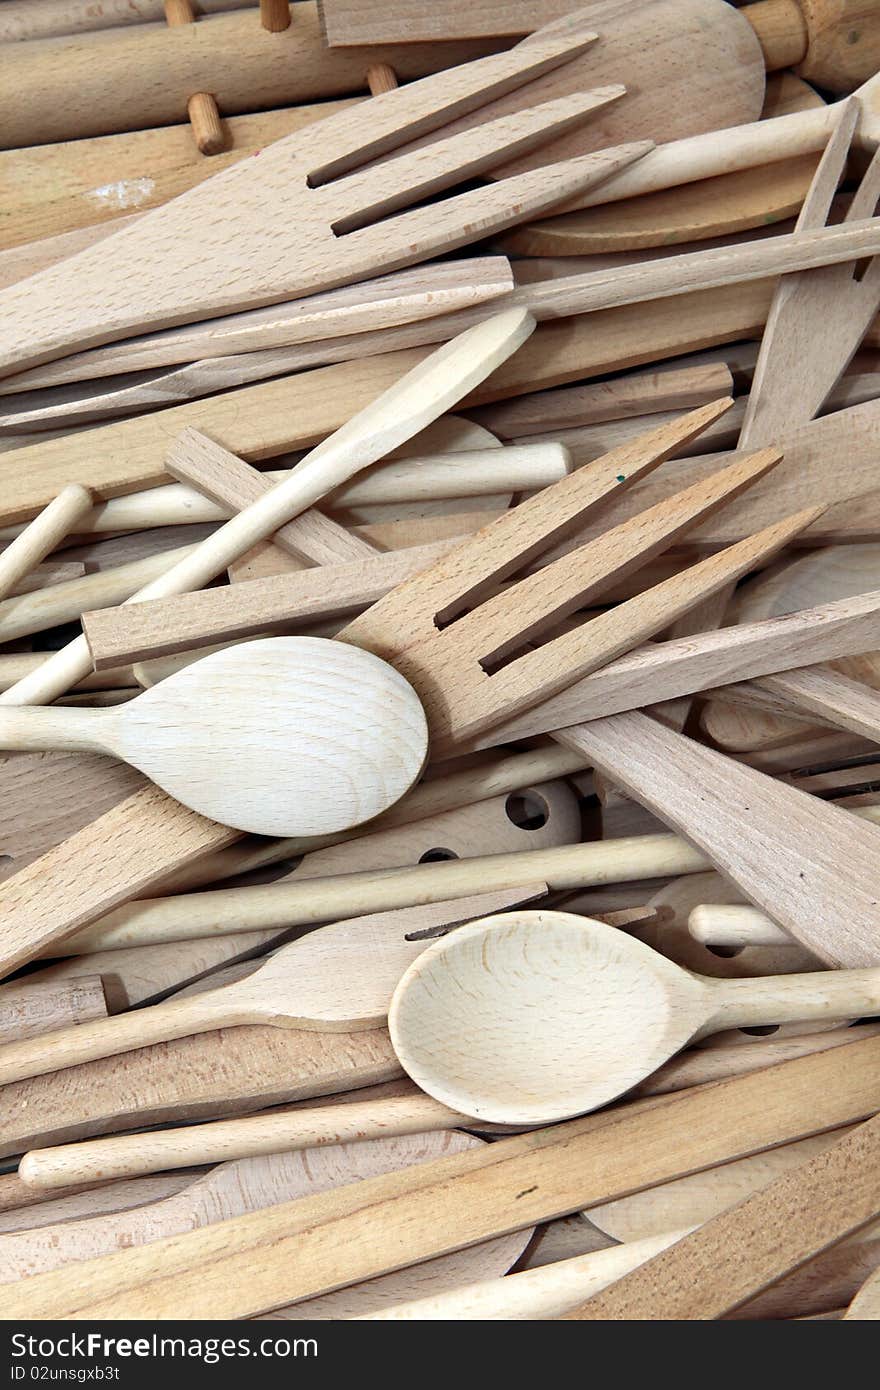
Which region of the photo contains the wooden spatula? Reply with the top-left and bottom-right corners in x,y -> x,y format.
0,36 -> 650,377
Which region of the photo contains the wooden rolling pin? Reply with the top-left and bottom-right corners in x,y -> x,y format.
0,1 -> 249,42
0,4 -> 498,147
318,0 -> 880,94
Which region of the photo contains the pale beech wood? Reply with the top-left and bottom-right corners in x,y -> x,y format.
357,1231 -> 691,1319
482,588 -> 880,746
0,259 -> 514,388
19,1090 -> 473,1190
750,664 -> 880,743
0,656 -> 133,696
7,1033 -> 880,1319
5,1133 -> 527,1291
388,910 -> 880,1124
565,1110 -> 880,1320
689,904 -> 793,948
0,0 -> 248,41
558,711 -> 880,969
0,1174 -> 201,1230
0,281 -> 782,528
164,0 -> 225,157
469,362 -> 734,437
1,308 -> 533,708
320,0 -> 879,92
0,486 -> 92,601
0,977 -> 107,1045
0,784 -> 240,979
62,806 -> 880,956
0,888 -> 541,1088
845,1265 -> 880,1317
6,562 -> 88,596
0,638 -> 429,838
0,6 -> 501,146
0,40 -> 644,374
0,1036 -> 401,1162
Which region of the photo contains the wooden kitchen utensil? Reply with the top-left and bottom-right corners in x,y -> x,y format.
0,888 -> 542,1087
0,977 -> 108,1045
2,1132 -> 529,1291
0,258 -> 514,389
0,637 -> 429,837
689,905 -> 793,949
1,305 -> 534,708
8,1031 -> 880,1319
0,37 -> 648,376
318,0 -> 879,95
845,1265 -> 880,1317
388,909 -> 880,1124
565,1109 -> 880,1320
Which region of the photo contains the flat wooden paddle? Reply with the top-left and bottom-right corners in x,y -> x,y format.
0,637 -> 429,837
389,910 -> 880,1123
0,888 -> 541,1086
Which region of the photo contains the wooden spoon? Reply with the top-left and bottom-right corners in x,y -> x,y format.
389,910 -> 880,1123
0,888 -> 542,1087
0,636 -> 428,837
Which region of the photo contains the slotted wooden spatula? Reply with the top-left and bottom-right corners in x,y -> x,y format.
0,35 -> 649,377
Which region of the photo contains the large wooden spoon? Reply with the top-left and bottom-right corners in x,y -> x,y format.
0,636 -> 428,837
389,910 -> 880,1123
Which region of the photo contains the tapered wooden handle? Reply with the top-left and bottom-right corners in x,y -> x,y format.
0,991 -> 228,1087
19,1090 -> 466,1189
706,967 -> 880,1035
0,703 -> 107,754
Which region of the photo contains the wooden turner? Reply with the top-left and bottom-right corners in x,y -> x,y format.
0,888 -> 541,1086
0,36 -> 650,377
0,637 -> 428,837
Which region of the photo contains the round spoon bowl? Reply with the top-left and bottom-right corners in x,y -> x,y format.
113,636 -> 429,837
388,910 -> 706,1125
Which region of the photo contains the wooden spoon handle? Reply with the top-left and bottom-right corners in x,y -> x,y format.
0,703 -> 107,754
19,1090 -> 467,1189
707,967 -> 880,1036
0,990 -> 228,1087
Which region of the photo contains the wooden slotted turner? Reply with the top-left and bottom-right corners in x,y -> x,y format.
0,35 -> 650,377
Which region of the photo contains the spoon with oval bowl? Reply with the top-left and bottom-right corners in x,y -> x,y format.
389,910 -> 880,1124
0,636 -> 428,837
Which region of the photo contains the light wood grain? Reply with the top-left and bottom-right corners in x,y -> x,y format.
0,1173 -> 201,1230
845,1265 -> 880,1317
0,638 -> 429,837
565,1111 -> 880,1320
0,485 -> 92,601
0,5 -> 501,146
0,39 -> 644,374
0,0 -> 248,41
689,904 -> 793,949
1,259 -> 514,387
6,1031 -> 880,1319
557,711 -> 880,969
0,977 -> 107,1046
5,1133 -> 527,1291
0,888 -> 541,1088
0,281 -> 781,527
388,909 -> 880,1123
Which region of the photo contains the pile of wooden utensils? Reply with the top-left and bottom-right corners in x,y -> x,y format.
3,0 -> 880,1322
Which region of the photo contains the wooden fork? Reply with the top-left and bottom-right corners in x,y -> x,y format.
0,35 -> 648,377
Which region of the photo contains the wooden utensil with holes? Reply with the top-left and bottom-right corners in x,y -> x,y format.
388,910 -> 880,1124
0,36 -> 649,376
0,887 -> 543,1087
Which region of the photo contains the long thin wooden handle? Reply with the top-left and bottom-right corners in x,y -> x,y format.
0,990 -> 229,1087
0,308 -> 533,707
0,485 -> 92,601
19,1090 -> 467,1189
0,702 -> 109,754
708,967 -> 880,1035
531,220 -> 880,317
60,807 -> 880,955
360,1230 -> 689,1319
7,1032 -> 880,1319
0,976 -> 108,1046
563,1108 -> 880,1320
689,905 -> 792,948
